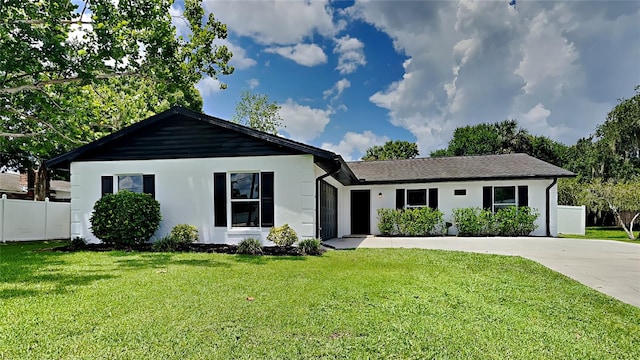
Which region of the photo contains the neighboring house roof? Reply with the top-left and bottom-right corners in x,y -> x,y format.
45,106 -> 358,185
50,180 -> 71,193
0,173 -> 25,194
347,154 -> 575,184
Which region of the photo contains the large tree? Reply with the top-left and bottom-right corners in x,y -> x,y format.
430,119 -> 567,167
362,140 -> 419,161
1,0 -> 233,198
582,180 -> 640,240
232,91 -> 283,134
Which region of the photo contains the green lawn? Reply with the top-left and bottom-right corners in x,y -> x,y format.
560,226 -> 639,243
1,241 -> 639,359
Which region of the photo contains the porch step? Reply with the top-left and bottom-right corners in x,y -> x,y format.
342,234 -> 374,238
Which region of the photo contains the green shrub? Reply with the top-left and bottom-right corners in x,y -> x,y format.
298,238 -> 323,256
494,206 -> 539,236
267,224 -> 298,246
453,206 -> 539,236
377,209 -> 397,235
69,236 -> 86,250
170,224 -> 199,244
237,238 -> 263,255
376,207 -> 445,236
452,208 -> 483,236
90,190 -> 161,247
152,236 -> 181,252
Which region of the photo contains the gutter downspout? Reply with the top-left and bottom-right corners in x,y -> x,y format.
315,158 -> 342,239
545,177 -> 558,237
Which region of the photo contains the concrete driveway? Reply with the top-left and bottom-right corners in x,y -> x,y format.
323,236 -> 640,308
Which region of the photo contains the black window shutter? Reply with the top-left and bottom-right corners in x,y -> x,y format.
101,176 -> 113,197
214,173 -> 227,227
428,188 -> 438,209
483,186 -> 493,211
261,172 -> 274,227
518,186 -> 529,207
143,175 -> 155,199
395,189 -> 405,210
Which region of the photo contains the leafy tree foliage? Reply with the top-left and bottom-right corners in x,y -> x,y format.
362,140 -> 419,161
430,119 -> 567,167
581,180 -> 640,240
232,91 -> 283,134
0,0 -> 232,198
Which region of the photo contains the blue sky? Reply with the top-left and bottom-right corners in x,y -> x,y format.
171,0 -> 639,161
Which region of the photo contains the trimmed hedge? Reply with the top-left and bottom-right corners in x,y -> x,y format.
90,190 -> 161,247
452,206 -> 539,237
377,207 -> 446,236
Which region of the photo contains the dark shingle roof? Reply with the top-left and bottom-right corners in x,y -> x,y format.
346,154 -> 574,184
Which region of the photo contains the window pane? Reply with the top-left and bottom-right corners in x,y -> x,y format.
231,173 -> 259,199
407,189 -> 426,206
494,186 -> 516,204
118,175 -> 143,193
232,202 -> 260,227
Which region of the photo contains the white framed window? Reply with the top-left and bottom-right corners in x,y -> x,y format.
118,174 -> 144,193
406,189 -> 427,207
493,186 -> 516,212
230,172 -> 260,227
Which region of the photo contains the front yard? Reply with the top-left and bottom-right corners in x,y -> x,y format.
1,241 -> 639,359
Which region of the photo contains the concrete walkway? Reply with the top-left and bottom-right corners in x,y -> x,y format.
323,236 -> 640,308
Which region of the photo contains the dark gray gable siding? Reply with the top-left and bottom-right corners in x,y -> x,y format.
46,107 -> 359,186
74,115 -> 305,162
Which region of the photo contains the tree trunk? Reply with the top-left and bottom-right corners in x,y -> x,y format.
34,165 -> 49,201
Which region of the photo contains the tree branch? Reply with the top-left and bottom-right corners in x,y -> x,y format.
0,132 -> 38,138
0,73 -> 140,94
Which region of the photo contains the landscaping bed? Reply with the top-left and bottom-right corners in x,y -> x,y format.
47,242 -> 308,256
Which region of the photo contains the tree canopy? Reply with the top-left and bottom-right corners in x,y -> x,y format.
232,91 -> 283,134
430,119 -> 567,167
362,140 -> 419,161
1,0 -> 233,165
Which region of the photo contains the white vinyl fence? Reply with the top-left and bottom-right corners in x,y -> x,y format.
0,195 -> 71,242
557,205 -> 586,236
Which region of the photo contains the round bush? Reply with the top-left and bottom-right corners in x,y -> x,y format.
267,224 -> 298,246
90,190 -> 161,247
237,238 -> 263,255
170,224 -> 199,244
297,238 -> 323,256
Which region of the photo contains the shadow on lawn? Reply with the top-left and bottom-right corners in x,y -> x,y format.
0,241 -> 117,300
112,252 -> 232,269
234,254 -> 308,265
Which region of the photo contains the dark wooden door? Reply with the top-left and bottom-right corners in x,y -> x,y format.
350,190 -> 370,234
319,180 -> 338,240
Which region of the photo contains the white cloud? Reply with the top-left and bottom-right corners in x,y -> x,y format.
202,0 -> 342,45
323,78 -> 351,100
350,0 -> 640,153
246,78 -> 259,89
264,44 -> 327,67
195,76 -> 222,96
169,5 -> 190,38
333,35 -> 366,74
215,39 -> 257,70
321,131 -> 390,161
517,103 -> 571,139
279,99 -> 334,142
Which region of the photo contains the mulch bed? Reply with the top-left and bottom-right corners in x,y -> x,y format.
46,243 -> 308,256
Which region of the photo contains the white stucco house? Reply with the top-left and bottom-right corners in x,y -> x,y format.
46,107 -> 575,244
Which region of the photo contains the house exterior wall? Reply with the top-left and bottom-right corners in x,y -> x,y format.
70,154 -> 317,244
330,178 -> 558,238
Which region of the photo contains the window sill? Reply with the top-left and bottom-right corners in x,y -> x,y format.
227,228 -> 264,235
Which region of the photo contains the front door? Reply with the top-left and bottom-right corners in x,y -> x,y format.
319,180 -> 338,240
350,190 -> 370,234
